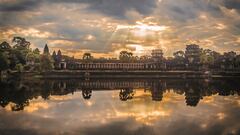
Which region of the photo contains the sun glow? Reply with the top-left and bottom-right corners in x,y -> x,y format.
112,21 -> 168,56
116,22 -> 168,33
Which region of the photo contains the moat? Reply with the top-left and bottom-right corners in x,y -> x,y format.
0,78 -> 240,135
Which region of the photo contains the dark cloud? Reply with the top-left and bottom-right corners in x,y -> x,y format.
158,0 -> 223,22
46,0 -> 158,19
223,0 -> 240,12
0,0 -> 158,19
0,0 -> 41,12
84,0 -> 157,19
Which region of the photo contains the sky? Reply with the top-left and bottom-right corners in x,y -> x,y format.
0,0 -> 240,58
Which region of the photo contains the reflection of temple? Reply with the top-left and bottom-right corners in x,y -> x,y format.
0,78 -> 240,111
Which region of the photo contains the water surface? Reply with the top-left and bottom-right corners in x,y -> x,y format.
0,78 -> 240,135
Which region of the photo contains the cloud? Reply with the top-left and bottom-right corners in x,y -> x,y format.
223,0 -> 240,12
155,0 -> 223,22
0,0 -> 240,57
0,0 -> 158,19
0,0 -> 42,12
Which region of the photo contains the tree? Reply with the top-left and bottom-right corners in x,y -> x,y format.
200,49 -> 214,65
25,51 -> 40,71
9,37 -> 31,69
173,50 -> 185,68
236,55 -> 240,68
0,41 -> 10,74
140,55 -> 151,61
222,51 -> 236,69
52,50 -> 57,61
0,51 -> 9,75
33,48 -> 40,55
9,47 -> 29,67
40,55 -> 54,71
12,37 -> 30,49
119,51 -> 133,62
173,50 -> 185,58
83,53 -> 93,62
0,41 -> 11,51
15,63 -> 23,72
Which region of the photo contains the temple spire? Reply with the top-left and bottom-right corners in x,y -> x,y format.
57,49 -> 62,62
43,44 -> 50,55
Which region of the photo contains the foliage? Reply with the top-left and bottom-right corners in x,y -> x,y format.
1,37 -> 240,72
173,50 -> 185,65
15,63 -> 23,72
0,37 -> 54,72
0,51 -> 9,71
0,41 -> 11,51
119,51 -> 133,62
200,49 -> 214,65
40,54 -> 54,71
33,48 -> 40,55
83,53 -> 93,61
9,47 -> 30,67
173,50 -> 185,58
12,37 -> 30,49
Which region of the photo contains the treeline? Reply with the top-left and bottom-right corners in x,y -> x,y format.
81,46 -> 240,70
1,37 -> 240,73
0,37 -> 53,74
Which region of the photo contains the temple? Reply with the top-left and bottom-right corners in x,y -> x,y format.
44,44 -> 240,71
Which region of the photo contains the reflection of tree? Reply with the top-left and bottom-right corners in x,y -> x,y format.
82,89 -> 92,100
41,80 -> 52,100
0,82 -> 31,111
215,80 -> 235,96
11,101 -> 29,111
185,88 -> 202,107
119,88 -> 134,101
0,79 -> 240,111
0,100 -> 8,108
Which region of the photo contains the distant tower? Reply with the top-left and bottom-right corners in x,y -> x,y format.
151,49 -> 164,62
185,44 -> 201,64
57,50 -> 62,62
43,44 -> 50,55
52,50 -> 57,61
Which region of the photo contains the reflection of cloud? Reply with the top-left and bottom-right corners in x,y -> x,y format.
115,110 -> 170,125
50,95 -> 74,101
24,102 -> 49,113
217,112 -> 226,120
1,90 -> 240,135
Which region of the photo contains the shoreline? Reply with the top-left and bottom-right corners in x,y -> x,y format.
9,70 -> 240,79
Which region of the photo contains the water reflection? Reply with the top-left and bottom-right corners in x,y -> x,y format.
0,78 -> 240,111
0,78 -> 240,135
